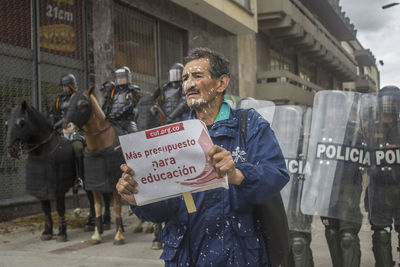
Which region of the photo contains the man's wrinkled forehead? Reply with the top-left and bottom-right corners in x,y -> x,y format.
183,58 -> 210,75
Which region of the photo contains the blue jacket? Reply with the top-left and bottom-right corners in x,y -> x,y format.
131,107 -> 289,267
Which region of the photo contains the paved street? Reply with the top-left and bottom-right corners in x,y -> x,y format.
0,206 -> 398,267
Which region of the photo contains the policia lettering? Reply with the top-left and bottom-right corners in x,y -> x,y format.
316,143 -> 370,166
316,143 -> 400,167
374,147 -> 400,167
285,158 -> 310,176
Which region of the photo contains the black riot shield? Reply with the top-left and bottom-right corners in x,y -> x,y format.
237,97 -> 275,123
301,90 -> 365,223
271,105 -> 313,232
361,89 -> 400,227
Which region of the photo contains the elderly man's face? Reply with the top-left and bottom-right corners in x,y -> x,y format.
182,58 -> 219,108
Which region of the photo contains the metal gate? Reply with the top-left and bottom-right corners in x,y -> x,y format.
0,0 -> 88,201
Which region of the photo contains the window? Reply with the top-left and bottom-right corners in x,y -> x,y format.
114,4 -> 185,91
232,0 -> 251,11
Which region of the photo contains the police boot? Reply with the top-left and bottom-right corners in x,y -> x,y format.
56,216 -> 67,242
325,226 -> 341,267
372,228 -> 395,267
339,231 -> 361,267
40,214 -> 53,241
289,234 -> 314,267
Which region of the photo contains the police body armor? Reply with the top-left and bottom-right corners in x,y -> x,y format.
159,83 -> 188,123
108,85 -> 140,133
271,106 -> 314,267
301,91 -> 364,267
361,89 -> 400,267
52,92 -> 71,129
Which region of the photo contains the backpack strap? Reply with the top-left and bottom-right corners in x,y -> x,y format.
240,109 -> 250,141
239,108 -> 290,267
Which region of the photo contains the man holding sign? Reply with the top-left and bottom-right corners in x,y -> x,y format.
117,47 -> 289,266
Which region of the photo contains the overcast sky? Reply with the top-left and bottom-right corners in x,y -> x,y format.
340,0 -> 400,87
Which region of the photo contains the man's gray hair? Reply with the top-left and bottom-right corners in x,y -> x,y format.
184,47 -> 230,79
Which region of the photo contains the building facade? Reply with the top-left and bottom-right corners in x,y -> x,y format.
0,0 -> 378,217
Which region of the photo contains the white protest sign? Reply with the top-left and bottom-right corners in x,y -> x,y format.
119,119 -> 229,206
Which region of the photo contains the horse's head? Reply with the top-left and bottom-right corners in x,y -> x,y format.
64,87 -> 95,128
136,92 -> 166,130
6,101 -> 51,158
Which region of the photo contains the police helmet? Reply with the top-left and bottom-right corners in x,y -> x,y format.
168,63 -> 184,83
115,66 -> 132,85
60,74 -> 77,90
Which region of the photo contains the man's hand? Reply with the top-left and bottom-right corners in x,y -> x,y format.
116,164 -> 138,205
208,145 -> 244,185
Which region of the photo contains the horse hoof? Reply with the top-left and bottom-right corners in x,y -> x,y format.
40,234 -> 52,241
56,235 -> 67,242
113,239 -> 125,245
144,227 -> 154,233
84,225 -> 95,232
151,241 -> 163,250
103,224 -> 111,231
73,208 -> 81,218
132,226 -> 143,233
90,238 -> 101,245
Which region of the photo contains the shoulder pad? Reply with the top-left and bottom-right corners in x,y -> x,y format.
128,84 -> 141,91
70,132 -> 85,143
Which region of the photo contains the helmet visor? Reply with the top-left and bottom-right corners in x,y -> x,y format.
168,69 -> 182,83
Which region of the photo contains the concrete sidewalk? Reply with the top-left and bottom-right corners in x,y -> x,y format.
0,206 -> 398,267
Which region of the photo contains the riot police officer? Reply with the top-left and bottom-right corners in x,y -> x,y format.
51,74 -> 77,130
302,91 -> 364,267
364,85 -> 400,267
99,81 -> 115,117
157,63 -> 188,123
108,66 -> 140,133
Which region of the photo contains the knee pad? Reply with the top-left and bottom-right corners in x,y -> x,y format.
373,229 -> 391,245
325,226 -> 339,243
340,232 -> 359,250
291,236 -> 308,255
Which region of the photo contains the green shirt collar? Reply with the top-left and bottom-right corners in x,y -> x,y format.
214,99 -> 231,123
191,99 -> 231,123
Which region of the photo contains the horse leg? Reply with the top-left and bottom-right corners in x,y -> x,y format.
145,222 -> 155,233
102,192 -> 112,230
72,183 -> 81,217
90,192 -> 103,244
133,219 -> 144,233
113,191 -> 125,245
84,190 -> 95,232
151,223 -> 163,250
40,200 -> 53,240
55,196 -> 67,242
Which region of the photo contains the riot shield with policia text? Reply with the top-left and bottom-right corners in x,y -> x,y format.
237,97 -> 275,123
301,90 -> 365,223
271,105 -> 313,233
361,87 -> 400,227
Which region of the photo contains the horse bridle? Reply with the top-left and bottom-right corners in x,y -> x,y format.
26,131 -> 59,154
84,124 -> 112,136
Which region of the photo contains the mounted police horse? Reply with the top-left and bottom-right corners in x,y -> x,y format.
6,101 -> 75,242
64,87 -> 125,245
134,91 -> 167,250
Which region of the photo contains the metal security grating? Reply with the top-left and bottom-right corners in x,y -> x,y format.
0,0 -> 87,201
114,3 -> 185,91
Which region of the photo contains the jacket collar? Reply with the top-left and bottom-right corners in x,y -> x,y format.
188,101 -> 238,138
